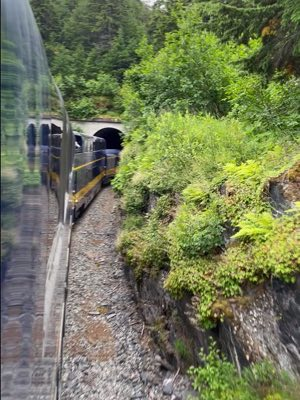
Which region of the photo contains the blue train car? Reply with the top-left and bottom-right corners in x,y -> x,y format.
72,133 -> 107,218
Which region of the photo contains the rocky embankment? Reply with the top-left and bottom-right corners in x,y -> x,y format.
131,270 -> 300,376
127,164 -> 300,377
61,187 -> 193,400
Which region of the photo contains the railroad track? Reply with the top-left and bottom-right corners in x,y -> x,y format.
60,187 -> 190,400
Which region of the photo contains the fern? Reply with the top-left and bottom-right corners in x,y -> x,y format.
233,212 -> 274,241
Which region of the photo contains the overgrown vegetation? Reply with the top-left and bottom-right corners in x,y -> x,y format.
113,7 -> 300,395
114,0 -> 300,329
189,341 -> 300,400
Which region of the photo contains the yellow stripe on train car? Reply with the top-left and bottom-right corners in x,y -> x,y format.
73,157 -> 105,171
71,171 -> 105,204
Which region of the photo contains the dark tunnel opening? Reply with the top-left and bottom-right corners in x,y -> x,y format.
94,128 -> 123,150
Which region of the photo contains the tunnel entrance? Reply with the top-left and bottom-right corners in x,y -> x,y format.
94,127 -> 123,150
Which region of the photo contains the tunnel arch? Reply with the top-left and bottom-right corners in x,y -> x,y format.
94,127 -> 123,150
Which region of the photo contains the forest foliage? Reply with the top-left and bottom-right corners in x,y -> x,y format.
114,0 -> 300,326
31,0 -> 300,118
30,0 -> 149,118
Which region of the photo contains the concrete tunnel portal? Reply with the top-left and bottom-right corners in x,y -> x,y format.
94,127 -> 123,150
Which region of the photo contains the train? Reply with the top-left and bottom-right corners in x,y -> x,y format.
50,129 -> 120,219
1,0 -> 120,399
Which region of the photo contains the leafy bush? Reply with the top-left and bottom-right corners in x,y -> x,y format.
121,183 -> 148,214
165,205 -> 300,325
168,204 -> 224,259
116,113 -> 258,199
85,73 -> 120,97
123,30 -> 242,117
55,72 -> 122,119
68,97 -> 97,119
113,141 -> 139,187
150,194 -> 173,221
164,259 -> 217,328
226,75 -> 300,138
182,184 -> 211,207
122,214 -> 145,231
220,161 -> 271,225
117,217 -> 169,279
189,341 -> 247,400
189,341 -> 300,400
220,206 -> 300,287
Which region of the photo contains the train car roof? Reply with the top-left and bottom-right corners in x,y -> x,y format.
73,131 -> 105,142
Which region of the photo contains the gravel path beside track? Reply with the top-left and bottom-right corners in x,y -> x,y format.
60,187 -> 191,400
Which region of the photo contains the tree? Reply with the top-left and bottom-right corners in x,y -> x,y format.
30,0 -> 149,118
187,0 -> 300,75
147,0 -> 192,49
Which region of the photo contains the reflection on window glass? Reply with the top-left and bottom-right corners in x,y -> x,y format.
1,1 -> 73,399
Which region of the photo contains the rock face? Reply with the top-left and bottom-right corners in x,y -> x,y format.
127,269 -> 300,377
125,268 -> 212,370
264,161 -> 300,215
219,277 -> 300,376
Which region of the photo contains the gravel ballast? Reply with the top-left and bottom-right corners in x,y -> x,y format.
60,187 -> 192,400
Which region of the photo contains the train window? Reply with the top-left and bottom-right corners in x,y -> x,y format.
74,134 -> 83,153
93,138 -> 104,151
1,1 -> 74,398
51,123 -> 63,135
40,124 -> 50,146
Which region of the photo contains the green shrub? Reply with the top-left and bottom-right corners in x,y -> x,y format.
164,258 -> 217,328
150,194 -> 173,221
55,72 -> 122,119
189,341 -> 300,400
122,215 -> 145,231
112,141 -> 143,193
85,73 -> 120,97
226,74 -> 300,138
117,217 -> 169,279
168,204 -> 224,259
116,113 -> 257,198
123,29 -> 244,117
165,206 -> 300,325
182,184 -> 211,207
189,341 -> 249,400
220,160 -> 269,224
218,207 -> 300,292
68,97 -> 97,119
121,183 -> 148,214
